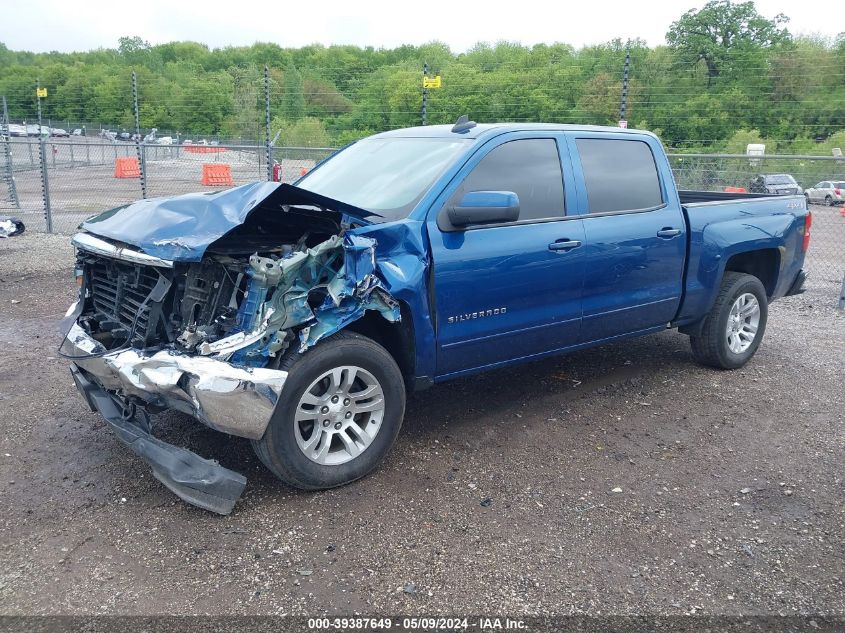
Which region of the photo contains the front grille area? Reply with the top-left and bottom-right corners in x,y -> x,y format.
87,258 -> 164,345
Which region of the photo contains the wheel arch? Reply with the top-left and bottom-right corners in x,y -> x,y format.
723,248 -> 781,298
343,302 -> 417,390
679,248 -> 780,337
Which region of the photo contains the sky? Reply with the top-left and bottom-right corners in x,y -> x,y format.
0,0 -> 841,53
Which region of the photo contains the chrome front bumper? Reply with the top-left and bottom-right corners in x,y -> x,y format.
62,322 -> 288,440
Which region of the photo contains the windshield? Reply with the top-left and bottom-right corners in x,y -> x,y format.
765,175 -> 796,185
834,182 -> 845,189
297,138 -> 470,220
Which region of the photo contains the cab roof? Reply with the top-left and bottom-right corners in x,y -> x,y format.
369,122 -> 652,141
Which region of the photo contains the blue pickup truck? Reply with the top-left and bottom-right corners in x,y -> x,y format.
62,120 -> 810,513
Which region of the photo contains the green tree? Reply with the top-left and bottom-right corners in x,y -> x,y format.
666,1 -> 791,82
280,64 -> 306,121
723,128 -> 774,153
271,116 -> 330,147
228,64 -> 262,140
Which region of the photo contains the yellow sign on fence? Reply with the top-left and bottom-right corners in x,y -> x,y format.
36,87 -> 47,98
423,75 -> 442,89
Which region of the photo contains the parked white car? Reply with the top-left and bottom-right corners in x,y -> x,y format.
157,136 -> 173,145
804,181 -> 845,206
26,124 -> 50,137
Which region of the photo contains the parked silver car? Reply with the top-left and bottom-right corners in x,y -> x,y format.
804,181 -> 845,206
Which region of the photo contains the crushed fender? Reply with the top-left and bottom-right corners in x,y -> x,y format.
195,232 -> 400,365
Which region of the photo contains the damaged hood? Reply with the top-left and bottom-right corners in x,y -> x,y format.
79,182 -> 379,262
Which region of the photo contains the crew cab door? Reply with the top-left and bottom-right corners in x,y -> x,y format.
565,133 -> 686,342
427,134 -> 585,377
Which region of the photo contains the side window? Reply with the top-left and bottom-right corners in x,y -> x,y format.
454,139 -> 565,223
576,138 -> 664,213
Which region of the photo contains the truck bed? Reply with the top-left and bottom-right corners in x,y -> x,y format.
679,190 -> 778,205
674,190 -> 808,328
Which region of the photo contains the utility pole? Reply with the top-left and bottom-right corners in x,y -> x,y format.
264,64 -> 273,181
36,79 -> 52,232
619,49 -> 630,128
422,62 -> 428,126
36,79 -> 43,131
132,71 -> 147,199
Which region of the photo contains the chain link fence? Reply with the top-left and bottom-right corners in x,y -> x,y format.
669,153 -> 845,288
2,138 -> 842,299
0,137 -> 334,234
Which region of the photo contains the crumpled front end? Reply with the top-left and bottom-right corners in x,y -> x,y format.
63,229 -> 400,440
62,188 -> 404,513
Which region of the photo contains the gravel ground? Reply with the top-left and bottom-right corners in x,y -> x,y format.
0,232 -> 843,617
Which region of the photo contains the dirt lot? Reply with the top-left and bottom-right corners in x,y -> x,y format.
0,232 -> 843,617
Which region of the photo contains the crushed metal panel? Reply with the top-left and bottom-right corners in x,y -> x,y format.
63,323 -> 288,440
196,233 -> 402,361
350,220 -> 436,376
80,183 -> 378,262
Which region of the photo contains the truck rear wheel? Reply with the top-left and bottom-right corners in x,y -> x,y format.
253,331 -> 406,490
689,272 -> 768,370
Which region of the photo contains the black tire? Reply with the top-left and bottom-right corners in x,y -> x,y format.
825,195 -> 833,206
689,272 -> 768,370
253,331 -> 406,490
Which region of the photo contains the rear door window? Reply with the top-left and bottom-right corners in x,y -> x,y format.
575,138 -> 663,213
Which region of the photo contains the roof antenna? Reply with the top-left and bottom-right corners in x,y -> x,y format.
451,115 -> 476,134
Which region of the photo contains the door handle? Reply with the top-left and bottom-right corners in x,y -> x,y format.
657,227 -> 682,238
548,239 -> 582,252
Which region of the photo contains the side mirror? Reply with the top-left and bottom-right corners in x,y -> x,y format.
447,191 -> 520,227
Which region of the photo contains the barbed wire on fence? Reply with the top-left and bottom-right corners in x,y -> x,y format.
2,54 -> 843,296
3,45 -> 845,150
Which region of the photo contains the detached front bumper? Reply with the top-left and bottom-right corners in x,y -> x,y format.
62,320 -> 290,514
71,365 -> 246,514
62,322 -> 288,439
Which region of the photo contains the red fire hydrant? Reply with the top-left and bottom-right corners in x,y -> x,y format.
272,162 -> 282,182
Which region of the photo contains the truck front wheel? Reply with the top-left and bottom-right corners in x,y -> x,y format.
253,331 -> 406,490
689,272 -> 768,369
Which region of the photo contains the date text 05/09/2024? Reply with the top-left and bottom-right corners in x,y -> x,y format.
307,617 -> 528,630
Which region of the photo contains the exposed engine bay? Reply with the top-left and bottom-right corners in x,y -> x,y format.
73,227 -> 400,369
59,183 -> 420,514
